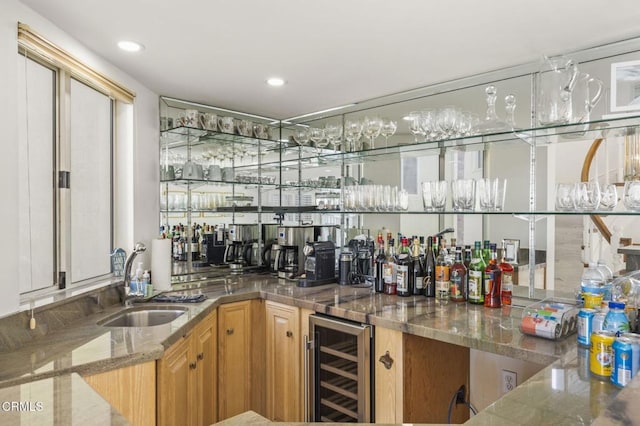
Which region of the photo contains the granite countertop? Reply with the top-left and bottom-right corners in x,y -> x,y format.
0,273 -> 638,425
0,373 -> 129,425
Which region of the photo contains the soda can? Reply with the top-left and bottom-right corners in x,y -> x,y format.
592,312 -> 606,333
611,337 -> 634,387
577,308 -> 596,347
620,333 -> 640,377
590,330 -> 615,380
521,315 -> 560,339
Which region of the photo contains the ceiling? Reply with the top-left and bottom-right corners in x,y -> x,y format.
21,0 -> 640,120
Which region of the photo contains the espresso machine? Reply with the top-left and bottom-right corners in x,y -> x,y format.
224,224 -> 258,272
299,241 -> 336,287
202,224 -> 227,266
274,226 -> 315,279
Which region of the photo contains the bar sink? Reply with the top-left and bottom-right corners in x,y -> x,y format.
98,305 -> 188,327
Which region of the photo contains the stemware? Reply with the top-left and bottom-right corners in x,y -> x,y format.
362,116 -> 382,149
408,111 -> 426,142
309,128 -> 326,154
380,118 -> 397,147
294,127 -> 310,147
324,122 -> 343,152
344,119 -> 363,151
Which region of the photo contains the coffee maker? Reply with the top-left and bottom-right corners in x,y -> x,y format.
274,226 -> 314,279
261,223 -> 280,273
299,241 -> 336,287
224,224 -> 258,272
202,224 -> 227,266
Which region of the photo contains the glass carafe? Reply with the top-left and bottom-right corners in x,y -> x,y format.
537,56 -> 579,126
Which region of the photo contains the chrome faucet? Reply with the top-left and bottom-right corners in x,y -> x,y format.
122,242 -> 146,306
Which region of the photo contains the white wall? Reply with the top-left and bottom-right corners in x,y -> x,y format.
0,0 -> 159,317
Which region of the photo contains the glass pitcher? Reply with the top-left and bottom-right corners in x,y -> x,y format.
537,56 -> 579,126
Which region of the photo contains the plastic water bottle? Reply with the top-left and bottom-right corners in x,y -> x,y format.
578,262 -> 605,306
603,301 -> 630,334
142,270 -> 151,297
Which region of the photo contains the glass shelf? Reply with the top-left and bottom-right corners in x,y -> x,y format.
160,178 -> 279,188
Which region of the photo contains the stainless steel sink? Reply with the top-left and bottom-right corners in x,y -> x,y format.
98,305 -> 188,327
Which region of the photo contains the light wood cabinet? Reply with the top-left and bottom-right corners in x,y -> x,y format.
157,309 -> 217,426
374,326 -> 404,424
217,300 -> 254,420
265,301 -> 301,421
83,361 -> 156,426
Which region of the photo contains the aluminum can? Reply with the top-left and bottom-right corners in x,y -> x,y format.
521,315 -> 560,339
620,333 -> 640,377
577,308 -> 596,347
590,330 -> 615,380
611,337 -> 634,387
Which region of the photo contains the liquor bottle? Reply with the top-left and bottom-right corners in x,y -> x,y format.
450,247 -> 467,302
178,224 -> 187,261
411,237 -> 425,296
396,238 -> 412,297
374,233 -> 386,293
468,241 -> 485,304
499,247 -> 514,306
424,236 -> 437,297
419,236 -> 426,258
463,245 -> 472,300
435,243 -> 450,300
484,244 -> 502,308
383,238 -> 397,295
482,240 -> 491,266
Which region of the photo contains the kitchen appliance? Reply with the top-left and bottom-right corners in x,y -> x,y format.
262,223 -> 280,273
299,241 -> 336,287
306,314 -> 373,422
201,225 -> 227,265
340,238 -> 374,285
224,224 -> 259,270
275,226 -> 315,279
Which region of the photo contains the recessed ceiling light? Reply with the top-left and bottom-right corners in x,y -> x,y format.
266,77 -> 285,87
117,40 -> 144,53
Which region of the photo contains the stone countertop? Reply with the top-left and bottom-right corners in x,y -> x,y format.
1,273 -> 639,425
0,373 -> 129,425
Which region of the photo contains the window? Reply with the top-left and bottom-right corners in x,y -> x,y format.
18,23 -> 134,293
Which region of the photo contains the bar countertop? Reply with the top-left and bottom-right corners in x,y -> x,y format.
0,273 -> 637,425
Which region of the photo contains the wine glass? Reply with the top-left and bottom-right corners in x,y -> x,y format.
408,111 -> 426,142
344,119 -> 363,151
362,116 -> 382,149
324,122 -> 343,152
309,127 -> 326,155
293,127 -> 310,147
380,118 -> 397,147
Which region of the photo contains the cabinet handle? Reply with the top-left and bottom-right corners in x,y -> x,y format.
286,330 -> 293,338
189,362 -> 197,370
197,352 -> 204,361
379,351 -> 394,370
226,328 -> 234,335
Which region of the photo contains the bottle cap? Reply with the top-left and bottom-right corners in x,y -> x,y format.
609,301 -> 625,310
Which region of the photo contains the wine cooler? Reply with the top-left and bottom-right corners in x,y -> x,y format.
306,314 -> 373,422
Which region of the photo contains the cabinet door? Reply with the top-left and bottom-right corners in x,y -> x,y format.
265,301 -> 301,421
374,327 -> 403,424
157,336 -> 195,426
195,310 -> 217,426
83,361 -> 156,426
218,300 -> 252,420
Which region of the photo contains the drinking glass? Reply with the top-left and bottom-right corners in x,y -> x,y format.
408,111 -> 426,142
324,122 -> 343,151
599,184 -> 618,211
421,181 -> 433,211
362,116 -> 382,149
293,127 -> 310,147
555,183 -> 575,211
398,189 -> 409,211
309,128 -> 326,154
573,182 -> 600,211
430,181 -> 448,211
380,118 -> 397,147
419,109 -> 438,141
623,181 -> 640,211
437,106 -> 460,139
452,179 -> 476,211
495,178 -> 508,211
477,178 -> 498,211
344,119 -> 363,152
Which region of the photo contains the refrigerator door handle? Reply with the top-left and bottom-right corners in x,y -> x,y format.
303,334 -> 312,422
